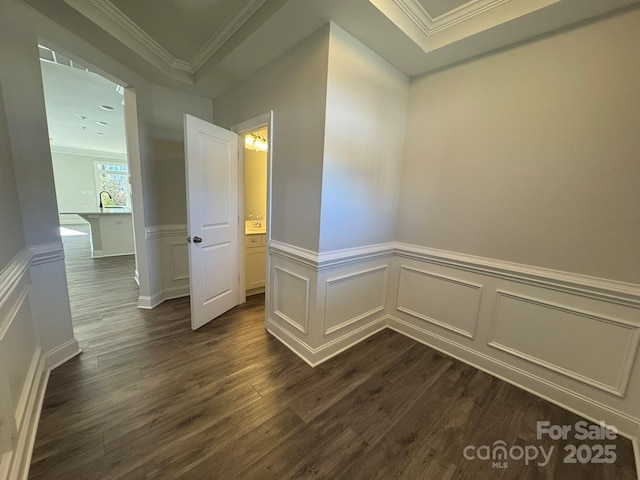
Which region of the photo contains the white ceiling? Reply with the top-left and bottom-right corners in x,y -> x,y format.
26,0 -> 640,155
40,51 -> 127,155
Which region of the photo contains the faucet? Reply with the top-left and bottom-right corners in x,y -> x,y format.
99,191 -> 112,208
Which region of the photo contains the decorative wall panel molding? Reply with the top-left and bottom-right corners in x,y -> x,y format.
488,291 -> 640,397
324,266 -> 388,334
0,248 -> 50,479
273,266 -> 310,334
170,243 -> 189,281
387,315 -> 640,446
394,243 -> 640,308
396,265 -> 482,338
141,225 -> 191,308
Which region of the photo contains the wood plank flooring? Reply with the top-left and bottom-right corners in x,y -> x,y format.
29,225 -> 637,479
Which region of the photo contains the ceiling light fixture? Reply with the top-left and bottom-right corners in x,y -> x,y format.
94,132 -> 104,136
244,133 -> 268,152
96,121 -> 108,126
99,105 -> 114,111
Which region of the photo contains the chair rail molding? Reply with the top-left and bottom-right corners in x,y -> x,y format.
394,242 -> 640,308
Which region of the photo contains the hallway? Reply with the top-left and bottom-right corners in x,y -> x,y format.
27,226 -> 637,479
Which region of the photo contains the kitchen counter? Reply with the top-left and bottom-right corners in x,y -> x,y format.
61,208 -> 134,258
62,207 -> 132,215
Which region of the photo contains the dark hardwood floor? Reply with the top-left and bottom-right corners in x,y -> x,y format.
29,224 -> 637,479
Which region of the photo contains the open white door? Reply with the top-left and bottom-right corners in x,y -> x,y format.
184,114 -> 240,330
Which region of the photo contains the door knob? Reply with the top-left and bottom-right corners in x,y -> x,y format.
193,236 -> 203,243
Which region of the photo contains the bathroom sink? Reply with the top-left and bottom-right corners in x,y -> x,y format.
245,227 -> 266,235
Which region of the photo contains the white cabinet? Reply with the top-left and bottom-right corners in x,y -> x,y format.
245,234 -> 266,294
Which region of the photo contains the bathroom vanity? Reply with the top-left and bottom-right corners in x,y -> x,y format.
245,222 -> 266,295
62,207 -> 134,258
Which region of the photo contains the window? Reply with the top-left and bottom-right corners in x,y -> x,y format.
94,162 -> 130,207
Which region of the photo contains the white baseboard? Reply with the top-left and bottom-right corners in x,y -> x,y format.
266,315 -> 387,367
138,286 -> 190,309
45,339 -> 81,371
137,291 -> 164,310
162,286 -> 190,302
266,318 -> 315,366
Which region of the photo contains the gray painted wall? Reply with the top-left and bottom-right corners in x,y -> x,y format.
0,3 -> 61,249
397,8 -> 640,284
0,81 -> 26,268
149,83 -> 213,227
319,24 -> 409,252
212,25 -> 330,253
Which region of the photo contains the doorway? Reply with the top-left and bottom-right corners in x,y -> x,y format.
38,42 -> 146,315
233,112 -> 273,322
242,126 -> 268,297
183,112 -> 272,330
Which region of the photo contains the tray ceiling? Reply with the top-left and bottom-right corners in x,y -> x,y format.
24,0 -> 640,99
109,0 -> 245,61
416,0 -> 474,19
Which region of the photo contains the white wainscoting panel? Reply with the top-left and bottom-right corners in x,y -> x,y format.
3,300 -> 39,433
142,225 -> 190,308
0,248 -> 54,479
396,266 -> 482,339
389,245 -> 640,467
489,290 -> 640,397
171,243 -> 189,281
324,266 -> 387,334
273,266 -> 310,334
264,239 -> 640,477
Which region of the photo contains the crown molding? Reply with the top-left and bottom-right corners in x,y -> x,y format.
397,0 -> 512,35
191,0 -> 268,71
64,0 -> 266,83
64,0 -> 194,83
370,0 -> 561,52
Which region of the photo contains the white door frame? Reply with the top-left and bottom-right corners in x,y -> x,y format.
38,40 -> 150,308
232,111 -> 273,322
123,87 -> 151,306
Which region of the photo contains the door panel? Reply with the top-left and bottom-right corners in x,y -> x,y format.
184,114 -> 240,330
